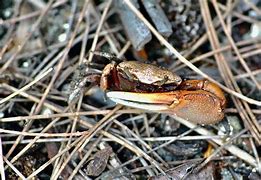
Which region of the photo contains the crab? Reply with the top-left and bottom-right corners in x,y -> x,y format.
70,52 -> 226,124
90,52 -> 226,125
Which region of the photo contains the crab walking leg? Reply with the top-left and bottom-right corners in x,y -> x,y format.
107,90 -> 225,124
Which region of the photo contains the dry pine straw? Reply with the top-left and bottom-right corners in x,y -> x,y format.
0,0 -> 260,179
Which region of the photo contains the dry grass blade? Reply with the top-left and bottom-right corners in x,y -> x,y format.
0,128 -> 86,137
86,0 -> 113,63
0,138 -> 5,180
0,68 -> 52,104
0,109 -> 142,122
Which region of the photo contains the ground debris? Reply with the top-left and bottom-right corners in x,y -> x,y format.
84,146 -> 113,177
149,161 -> 216,180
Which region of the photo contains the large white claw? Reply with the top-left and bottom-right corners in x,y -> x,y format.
106,91 -> 171,111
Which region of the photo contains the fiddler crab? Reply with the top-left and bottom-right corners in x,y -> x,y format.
70,52 -> 226,125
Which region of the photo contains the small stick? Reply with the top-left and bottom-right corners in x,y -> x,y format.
115,0 -> 151,50
142,0 -> 172,37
